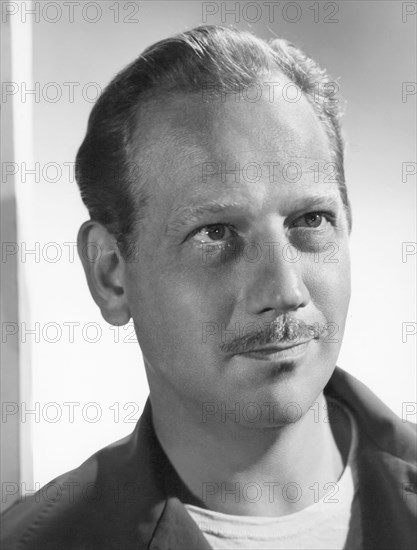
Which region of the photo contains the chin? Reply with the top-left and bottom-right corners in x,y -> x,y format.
215,354 -> 336,428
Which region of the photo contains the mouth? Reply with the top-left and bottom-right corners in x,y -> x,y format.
235,340 -> 312,361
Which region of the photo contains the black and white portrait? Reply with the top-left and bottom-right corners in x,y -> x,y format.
1,2 -> 416,549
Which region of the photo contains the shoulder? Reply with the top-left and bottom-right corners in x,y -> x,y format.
0,432 -> 136,550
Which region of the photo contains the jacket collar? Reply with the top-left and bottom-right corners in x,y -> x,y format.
128,367 -> 416,550
125,397 -> 211,550
325,368 -> 417,550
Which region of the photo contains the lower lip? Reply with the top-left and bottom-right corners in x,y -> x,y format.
237,341 -> 311,362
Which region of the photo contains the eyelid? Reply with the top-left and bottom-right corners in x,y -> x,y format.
289,210 -> 336,228
187,222 -> 237,241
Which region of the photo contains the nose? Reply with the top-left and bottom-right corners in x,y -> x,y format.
244,244 -> 310,316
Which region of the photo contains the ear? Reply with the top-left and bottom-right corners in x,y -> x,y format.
77,220 -> 131,326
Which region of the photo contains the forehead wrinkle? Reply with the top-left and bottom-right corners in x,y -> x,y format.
184,150 -> 334,177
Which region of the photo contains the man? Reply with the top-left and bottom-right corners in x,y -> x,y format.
1,25 -> 416,550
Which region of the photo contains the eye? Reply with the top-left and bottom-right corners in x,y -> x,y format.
291,212 -> 330,229
190,223 -> 235,243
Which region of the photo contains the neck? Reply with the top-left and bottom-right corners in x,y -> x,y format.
150,390 -> 351,517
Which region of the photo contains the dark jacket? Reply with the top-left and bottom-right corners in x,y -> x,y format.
1,367 -> 416,550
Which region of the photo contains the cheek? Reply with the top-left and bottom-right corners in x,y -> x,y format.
128,262 -> 237,358
305,245 -> 351,327
163,270 -> 238,338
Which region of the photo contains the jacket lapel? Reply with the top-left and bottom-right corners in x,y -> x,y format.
132,399 -> 212,550
325,368 -> 417,550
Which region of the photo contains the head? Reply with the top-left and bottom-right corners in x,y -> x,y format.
76,26 -> 351,427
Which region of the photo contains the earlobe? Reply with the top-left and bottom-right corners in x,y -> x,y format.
77,220 -> 131,326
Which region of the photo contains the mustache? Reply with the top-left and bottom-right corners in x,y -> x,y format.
219,314 -> 326,354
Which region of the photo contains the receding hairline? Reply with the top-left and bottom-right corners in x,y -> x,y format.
127,70 -> 332,161
126,79 -> 336,186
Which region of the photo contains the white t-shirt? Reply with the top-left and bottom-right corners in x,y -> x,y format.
185,398 -> 362,550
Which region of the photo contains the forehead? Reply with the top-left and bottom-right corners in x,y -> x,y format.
134,82 -> 334,212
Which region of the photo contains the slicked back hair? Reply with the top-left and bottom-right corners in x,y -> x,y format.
75,25 -> 350,259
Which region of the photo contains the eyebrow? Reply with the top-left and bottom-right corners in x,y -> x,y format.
164,194 -> 342,237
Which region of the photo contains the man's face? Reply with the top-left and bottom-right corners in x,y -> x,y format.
124,81 -> 351,426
